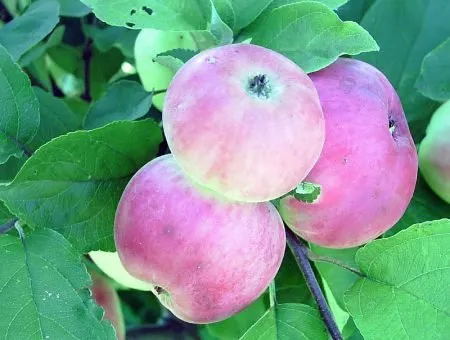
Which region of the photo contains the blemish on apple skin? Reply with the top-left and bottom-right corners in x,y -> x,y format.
206,57 -> 217,64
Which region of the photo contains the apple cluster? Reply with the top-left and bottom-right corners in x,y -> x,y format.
97,42 -> 419,324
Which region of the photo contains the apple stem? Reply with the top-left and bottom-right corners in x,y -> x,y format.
307,250 -> 364,276
0,218 -> 18,235
285,227 -> 343,340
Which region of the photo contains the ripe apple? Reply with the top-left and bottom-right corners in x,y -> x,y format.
419,100 -> 450,203
134,29 -> 197,111
279,58 -> 418,248
163,43 -> 325,203
90,270 -> 125,340
115,155 -> 285,324
89,250 -> 152,291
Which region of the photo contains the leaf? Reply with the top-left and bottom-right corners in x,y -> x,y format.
19,25 -> 65,67
57,0 -> 91,17
206,296 -> 268,339
0,229 -> 115,338
209,0 -> 234,45
80,0 -> 212,31
0,120 -> 163,253
29,87 -> 82,150
248,1 -> 379,73
336,0 -> 375,22
230,0 -> 273,31
154,48 -> 198,73
344,219 -> 450,340
358,0 -> 450,141
386,174 -> 450,237
0,155 -> 26,184
416,37 -> 450,102
293,182 -> 321,204
212,0 -> 235,29
0,201 -> 13,225
84,25 -> 139,58
309,245 -> 360,310
0,44 -> 40,164
0,0 -> 60,60
240,303 -> 328,339
84,80 -> 153,130
275,248 -> 311,304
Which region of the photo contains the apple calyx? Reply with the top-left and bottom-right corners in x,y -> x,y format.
248,74 -> 272,99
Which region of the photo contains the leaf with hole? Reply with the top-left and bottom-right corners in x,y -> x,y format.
344,219 -> 450,339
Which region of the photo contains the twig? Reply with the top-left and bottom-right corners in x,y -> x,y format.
81,38 -> 93,102
285,228 -> 343,340
307,250 -> 364,277
0,218 -> 18,234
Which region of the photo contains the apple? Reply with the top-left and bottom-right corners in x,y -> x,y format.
279,58 -> 418,248
89,250 -> 152,291
134,29 -> 197,111
114,154 -> 285,324
163,43 -> 325,203
90,270 -> 125,340
419,100 -> 450,203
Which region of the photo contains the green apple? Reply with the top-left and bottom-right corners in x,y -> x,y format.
419,100 -> 450,203
134,29 -> 197,111
89,250 -> 152,291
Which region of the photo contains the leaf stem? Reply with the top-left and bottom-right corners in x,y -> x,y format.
0,217 -> 18,234
285,227 -> 343,340
269,280 -> 277,308
307,250 -> 364,276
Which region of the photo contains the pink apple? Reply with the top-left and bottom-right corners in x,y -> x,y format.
90,270 -> 125,340
163,43 -> 325,202
419,100 -> 450,203
114,155 -> 285,324
279,58 -> 418,248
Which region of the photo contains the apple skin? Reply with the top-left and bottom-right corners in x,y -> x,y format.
134,29 -> 197,111
279,58 -> 418,248
114,154 -> 285,324
419,100 -> 450,203
90,270 -> 125,340
163,43 -> 325,203
89,250 -> 152,291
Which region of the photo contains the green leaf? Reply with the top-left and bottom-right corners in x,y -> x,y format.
358,0 -> 450,141
230,0 -> 272,31
0,44 -> 39,164
0,155 -> 26,184
154,55 -> 187,74
0,120 -> 163,253
207,296 -> 268,339
416,37 -> 450,102
0,201 -> 13,225
212,0 -> 235,29
19,25 -> 65,67
209,0 -> 234,45
267,0 -> 348,12
84,25 -> 139,58
240,303 -> 328,339
84,80 -> 153,130
0,229 -> 115,338
29,87 -> 82,150
248,1 -> 379,73
344,219 -> 450,340
80,0 -> 212,31
0,0 -> 60,60
293,182 -> 322,204
275,248 -> 311,304
309,245 -> 360,310
386,174 -> 450,237
336,0 -> 375,22
57,0 -> 91,17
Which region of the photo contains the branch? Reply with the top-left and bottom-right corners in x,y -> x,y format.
81,38 -> 93,102
285,227 -> 343,340
0,218 -> 18,234
307,250 -> 364,277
